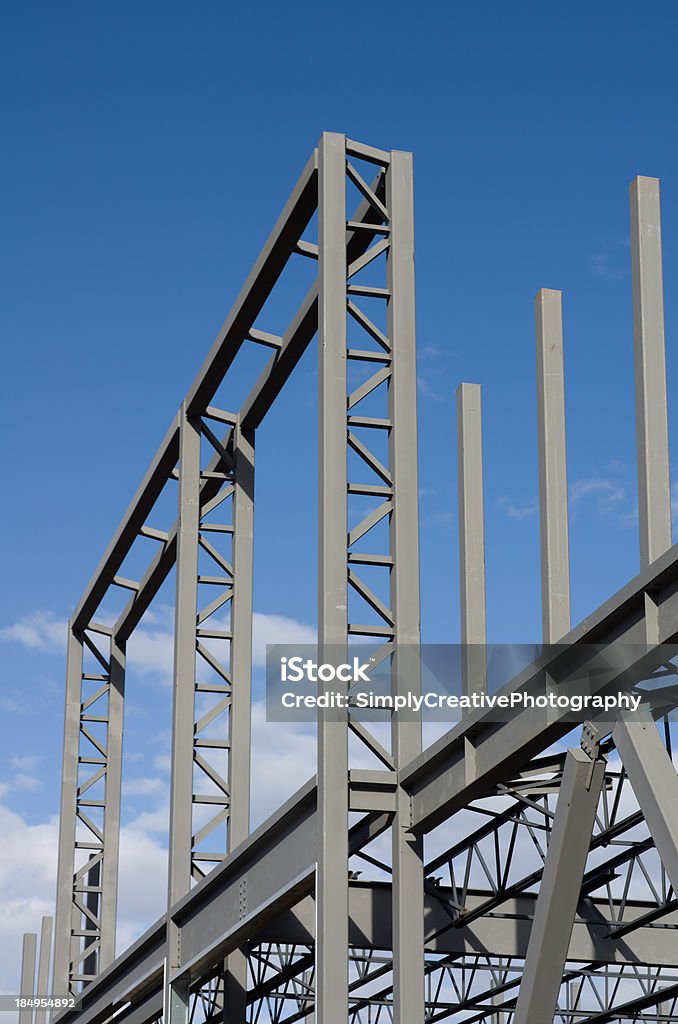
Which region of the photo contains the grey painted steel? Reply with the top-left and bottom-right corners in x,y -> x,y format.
316,130 -> 349,1024
223,420 -> 255,1022
35,918 -> 53,1024
19,933 -> 37,1024
100,636 -> 124,971
387,149 -> 425,1024
166,403 -> 201,1021
45,143 -> 678,1023
113,183 -> 384,645
631,176 -> 671,568
456,382 -> 487,696
35,919 -> 52,1024
53,629 -> 83,995
613,711 -> 678,893
402,536 -> 678,833
71,152 -> 317,636
513,749 -> 606,1024
535,288 -> 571,643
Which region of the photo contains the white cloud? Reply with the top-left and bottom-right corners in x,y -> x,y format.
9,756 -> 43,773
12,774 -> 42,792
417,375 -> 446,402
0,611 -> 67,653
497,495 -> 538,520
122,776 -> 166,797
570,477 -> 626,511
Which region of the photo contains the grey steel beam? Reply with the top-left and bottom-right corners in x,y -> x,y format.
535,288 -> 571,643
185,149 -> 318,416
631,175 -> 671,568
513,748 -> 606,1024
387,148 -> 425,1024
72,151 -> 317,635
316,129 -> 349,1024
401,537 -> 678,833
114,182 -> 386,644
456,382 -> 487,695
53,628 -> 84,995
100,637 -> 124,971
19,933 -> 37,1024
54,873 -> 678,1024
35,918 -> 53,1024
71,417 -> 180,633
223,421 -> 255,1021
613,710 -> 678,893
165,403 -> 201,1023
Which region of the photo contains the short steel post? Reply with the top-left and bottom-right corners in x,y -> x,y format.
535,288 -> 571,643
631,176 -> 671,568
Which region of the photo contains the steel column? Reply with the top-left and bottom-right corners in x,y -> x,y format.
223,421 -> 255,1022
513,748 -> 605,1024
456,382 -> 487,697
317,130 -> 349,1024
613,711 -> 678,893
19,933 -> 37,1024
100,635 -> 125,970
630,175 -> 671,568
387,149 -> 425,1024
53,628 -> 83,995
166,402 -> 201,1022
535,288 -> 571,643
35,917 -> 53,1024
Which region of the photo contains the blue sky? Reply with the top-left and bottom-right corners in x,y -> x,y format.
2,0 -> 678,990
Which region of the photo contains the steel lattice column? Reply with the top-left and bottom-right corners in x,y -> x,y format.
165,403 -> 254,1022
317,129 -> 350,1024
53,623 -> 125,994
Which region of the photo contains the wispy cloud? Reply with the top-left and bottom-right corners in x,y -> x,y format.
589,236 -> 630,281
417,375 -> 446,402
497,496 -> 538,520
570,476 -> 626,514
0,610 -> 66,653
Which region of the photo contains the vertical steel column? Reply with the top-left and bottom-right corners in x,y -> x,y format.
53,628 -> 83,995
535,288 -> 571,644
35,918 -> 53,1024
223,421 -> 255,1022
388,150 -> 425,1024
456,383 -> 487,696
54,619 -> 125,993
613,711 -> 678,893
317,130 -> 349,1024
100,635 -> 125,969
19,933 -> 36,1024
165,402 -> 201,1024
513,748 -> 605,1024
630,176 -> 671,568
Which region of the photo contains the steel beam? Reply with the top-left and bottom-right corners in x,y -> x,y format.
387,148 -> 425,1024
613,710 -> 678,893
456,382 -> 487,696
316,129 -> 349,1024
114,180 -> 385,644
535,288 -> 570,643
166,403 -> 201,1023
35,918 -> 53,1024
513,748 -> 606,1024
402,537 -> 678,833
223,420 -> 255,1021
53,629 -> 83,995
19,933 -> 37,1024
100,636 -> 124,970
631,175 -> 671,568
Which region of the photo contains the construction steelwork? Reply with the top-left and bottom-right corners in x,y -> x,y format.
17,134 -> 678,1022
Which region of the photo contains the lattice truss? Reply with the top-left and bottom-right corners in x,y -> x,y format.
27,135 -> 678,1024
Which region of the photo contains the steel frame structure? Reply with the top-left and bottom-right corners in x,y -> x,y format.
17,137 -> 678,1023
